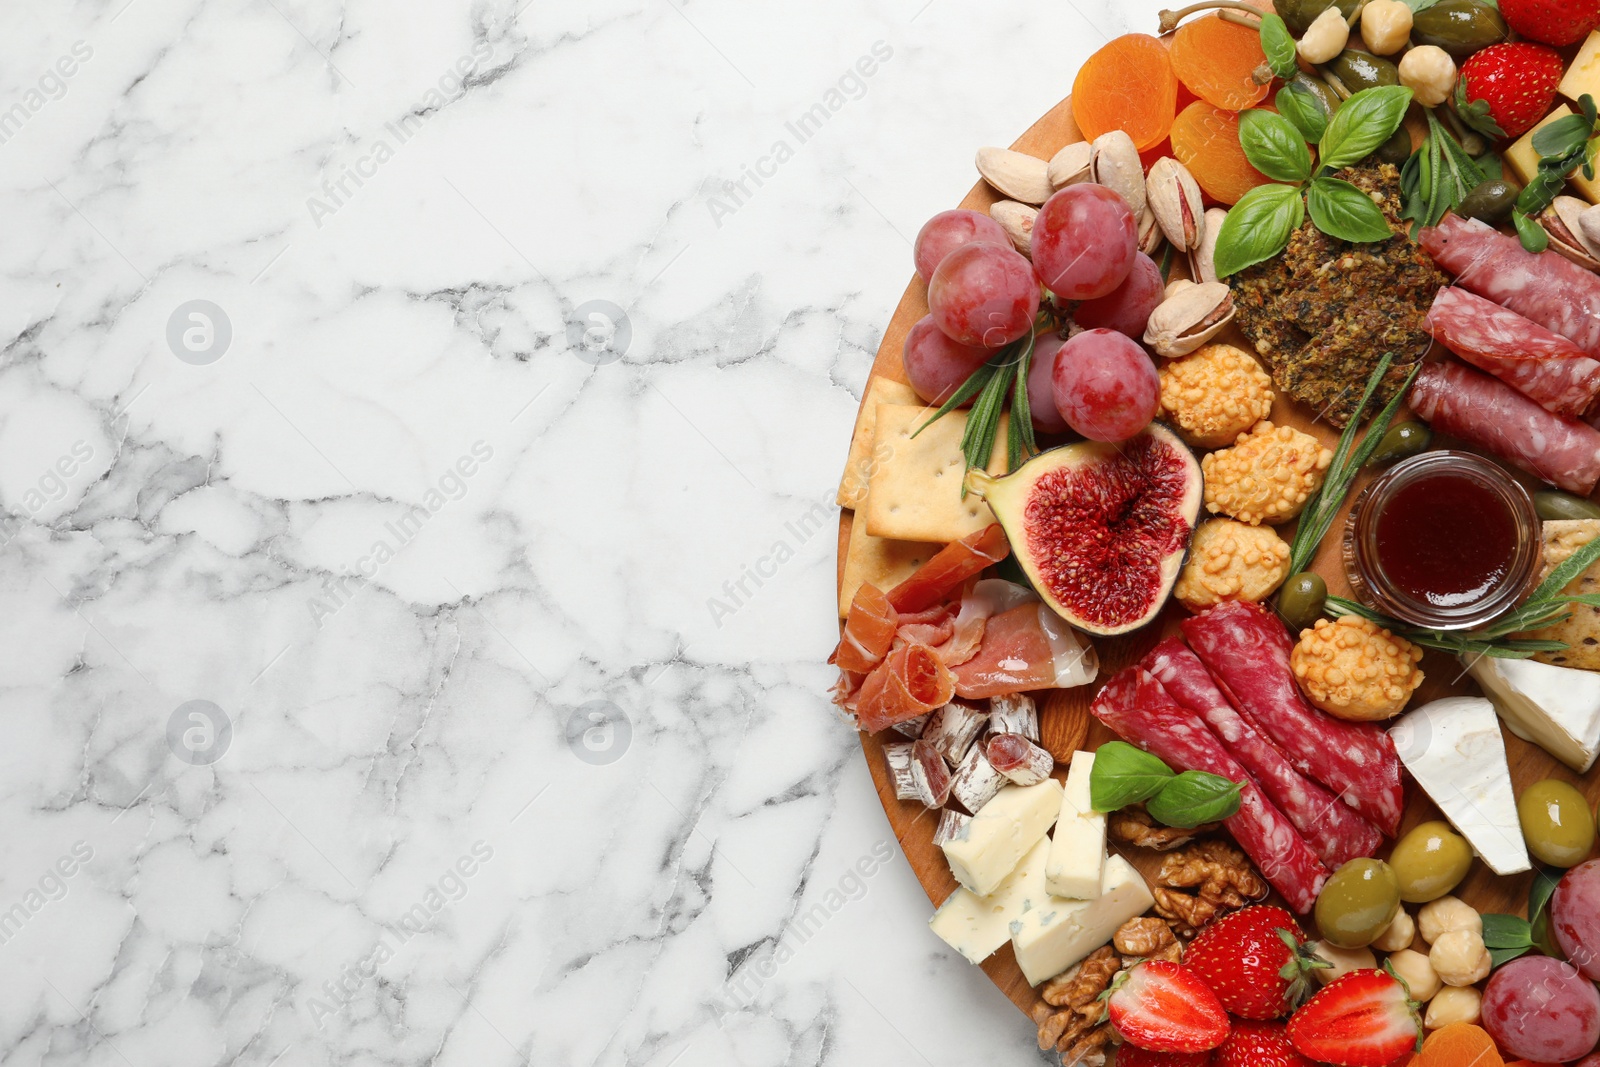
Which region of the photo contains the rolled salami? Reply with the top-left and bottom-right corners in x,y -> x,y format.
1409,360 -> 1600,495
1420,215 -> 1600,359
1143,637 -> 1384,868
1181,600 -> 1405,837
1425,287 -> 1600,418
1091,667 -> 1331,913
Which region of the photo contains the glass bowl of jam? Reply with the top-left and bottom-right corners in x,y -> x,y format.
1343,451 -> 1541,631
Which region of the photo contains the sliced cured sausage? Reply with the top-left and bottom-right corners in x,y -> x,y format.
1091,666 -> 1331,913
1420,214 -> 1600,359
1143,637 -> 1384,868
1425,287 -> 1600,418
1409,360 -> 1600,495
1180,600 -> 1405,836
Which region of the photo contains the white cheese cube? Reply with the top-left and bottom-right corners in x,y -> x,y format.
941,779 -> 1063,897
1466,655 -> 1600,773
1011,854 -> 1155,986
1046,751 -> 1106,900
929,837 -> 1050,965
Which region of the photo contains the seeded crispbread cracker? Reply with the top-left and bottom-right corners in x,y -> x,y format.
838,515 -> 935,617
1524,519 -> 1600,669
863,404 -> 1009,543
836,377 -> 920,509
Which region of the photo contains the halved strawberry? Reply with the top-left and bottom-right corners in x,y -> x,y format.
1107,960 -> 1230,1054
1455,43 -> 1565,140
1500,0 -> 1600,46
1287,969 -> 1421,1067
1217,1019 -> 1318,1067
1185,905 -> 1323,1020
1116,1046 -> 1214,1067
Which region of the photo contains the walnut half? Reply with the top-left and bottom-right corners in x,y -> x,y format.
1108,808 -> 1214,851
1035,946 -> 1119,1054
1151,839 -> 1268,935
1114,916 -> 1181,963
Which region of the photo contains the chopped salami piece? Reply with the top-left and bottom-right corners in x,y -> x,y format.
910,739 -> 953,808
1091,667 -> 1330,913
884,742 -> 918,800
890,713 -> 930,739
986,733 -> 1055,786
950,742 -> 1005,813
950,603 -> 1098,698
1180,601 -> 1405,836
934,807 -> 972,847
1425,287 -> 1600,418
1143,637 -> 1384,868
923,701 -> 989,764
989,692 -> 1041,742
1420,214 -> 1600,359
853,643 -> 956,733
1409,360 -> 1600,495
886,524 -> 1010,613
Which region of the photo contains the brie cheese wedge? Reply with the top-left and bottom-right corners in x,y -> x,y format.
1466,655 -> 1600,773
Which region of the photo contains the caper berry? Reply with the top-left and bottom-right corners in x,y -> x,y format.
1411,0 -> 1511,59
1289,72 -> 1341,121
1389,820 -> 1474,903
1373,126 -> 1413,166
1457,179 -> 1518,225
1365,422 -> 1432,468
1278,0 -> 1363,34
1277,573 -> 1328,633
1327,50 -> 1400,92
1315,858 -> 1403,949
1518,779 -> 1597,868
1534,490 -> 1600,522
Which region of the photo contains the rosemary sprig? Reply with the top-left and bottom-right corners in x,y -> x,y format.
915,316 -> 1046,491
1400,109 -> 1485,237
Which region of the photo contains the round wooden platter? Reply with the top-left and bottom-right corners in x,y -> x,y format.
835,93 -> 1600,1025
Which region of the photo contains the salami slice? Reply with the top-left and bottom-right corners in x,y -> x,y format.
1409,360 -> 1600,495
1425,287 -> 1600,418
1420,214 -> 1600,359
1091,667 -> 1331,913
1180,600 -> 1405,836
1143,637 -> 1384,868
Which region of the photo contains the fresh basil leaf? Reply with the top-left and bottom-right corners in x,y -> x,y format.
1481,913 -> 1533,949
1530,865 -> 1564,923
1514,208 -> 1550,254
1319,86 -> 1414,171
1089,741 -> 1174,812
1533,113 -> 1596,161
1277,82 -> 1330,144
1259,13 -> 1298,80
1146,771 -> 1243,828
1307,177 -> 1394,243
1240,109 -> 1314,182
1212,183 -> 1304,277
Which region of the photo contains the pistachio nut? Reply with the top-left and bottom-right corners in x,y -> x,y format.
1189,207 -> 1228,285
976,147 -> 1054,205
1138,205 -> 1163,255
1090,130 -> 1146,217
1164,278 -> 1196,300
1147,157 -> 1205,253
1047,141 -> 1093,190
1143,280 -> 1235,357
1582,202 -> 1600,261
1542,196 -> 1600,272
989,201 -> 1038,256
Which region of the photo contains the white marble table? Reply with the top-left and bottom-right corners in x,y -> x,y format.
0,0 -> 1166,1062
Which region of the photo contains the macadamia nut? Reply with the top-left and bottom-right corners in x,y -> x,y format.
1399,45 -> 1457,108
1359,0 -> 1413,54
1372,911 -> 1416,953
1430,928 -> 1492,987
1418,896 -> 1481,944
1425,986 -> 1483,1030
1298,6 -> 1350,64
1388,948 -> 1442,1001
1311,941 -> 1376,984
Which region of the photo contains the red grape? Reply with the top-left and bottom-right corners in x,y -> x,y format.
1073,252 -> 1164,338
1552,859 -> 1600,980
914,209 -> 1009,284
1051,328 -> 1160,442
903,315 -> 992,405
928,243 -> 1040,349
1027,333 -> 1069,434
1482,956 -> 1600,1063
1031,184 -> 1137,301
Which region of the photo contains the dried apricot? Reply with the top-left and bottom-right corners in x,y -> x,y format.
1170,101 -> 1274,205
1171,14 -> 1272,110
1420,1024 -> 1502,1067
1072,34 -> 1179,151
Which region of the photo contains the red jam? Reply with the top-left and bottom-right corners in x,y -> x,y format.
1374,471 -> 1517,609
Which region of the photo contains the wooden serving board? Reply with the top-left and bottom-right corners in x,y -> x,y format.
836,93 -> 1600,1025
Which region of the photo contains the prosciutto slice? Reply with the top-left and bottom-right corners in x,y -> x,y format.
1181,601 -> 1405,837
949,600 -> 1097,698
886,524 -> 1009,612
1409,360 -> 1600,495
1425,287 -> 1600,418
1091,667 -> 1330,913
854,644 -> 956,733
1420,214 -> 1600,359
1143,638 -> 1384,868
831,583 -> 899,674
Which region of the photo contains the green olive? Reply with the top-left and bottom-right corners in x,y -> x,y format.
1518,779 -> 1597,868
1388,820 -> 1474,903
1365,422 -> 1433,468
1277,573 -> 1328,633
1278,0 -> 1363,34
1315,858 -> 1403,948
1457,179 -> 1518,224
1373,127 -> 1413,166
1411,0 -> 1512,58
1534,490 -> 1600,522
1326,50 -> 1400,93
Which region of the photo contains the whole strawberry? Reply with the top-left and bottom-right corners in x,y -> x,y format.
1455,43 -> 1566,140
1288,969 -> 1422,1067
1217,1019 -> 1317,1067
1115,1047 -> 1214,1067
1107,960 -> 1231,1054
1501,0 -> 1600,46
1183,905 -> 1322,1020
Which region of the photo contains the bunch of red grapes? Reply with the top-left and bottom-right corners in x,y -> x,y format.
907,184 -> 1163,442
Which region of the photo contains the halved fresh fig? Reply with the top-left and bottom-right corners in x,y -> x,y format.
966,424 -> 1202,636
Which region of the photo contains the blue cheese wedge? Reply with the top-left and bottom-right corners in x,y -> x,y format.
929,837 -> 1050,965
1389,697 -> 1531,876
1046,751 -> 1106,900
1465,655 -> 1600,773
941,780 -> 1063,897
1011,854 -> 1154,987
